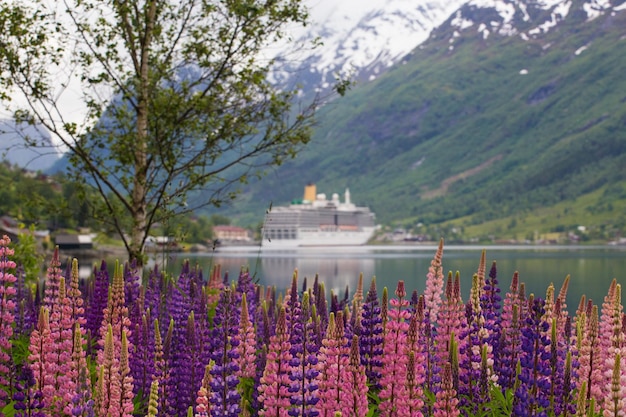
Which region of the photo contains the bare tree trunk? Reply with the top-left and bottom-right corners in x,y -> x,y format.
130,0 -> 158,265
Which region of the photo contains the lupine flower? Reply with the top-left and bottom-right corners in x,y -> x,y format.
46,276 -> 76,414
435,272 -> 465,375
70,323 -> 94,417
210,287 -> 242,417
146,380 -> 160,417
317,312 -> 351,417
258,306 -> 292,417
98,262 -> 132,368
42,247 -> 63,315
459,274 -> 491,412
85,260 -> 109,355
359,276 -> 384,389
96,324 -> 122,417
499,272 -> 526,390
0,234 -> 17,411
379,281 -> 410,417
195,363 -> 213,417
345,335 -> 368,417
433,363 -> 459,417
423,238 -> 444,325
237,293 -> 257,380
513,297 -> 552,417
131,311 -> 155,405
288,291 -> 320,417
12,364 -> 46,417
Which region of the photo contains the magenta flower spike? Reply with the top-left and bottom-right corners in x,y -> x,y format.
379,281 -> 411,417
0,235 -> 16,411
258,306 -> 292,417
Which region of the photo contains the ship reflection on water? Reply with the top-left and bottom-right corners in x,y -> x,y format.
193,252 -> 375,295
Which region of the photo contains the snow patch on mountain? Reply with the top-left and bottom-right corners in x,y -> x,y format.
448,0 -> 624,41
270,0 -> 467,89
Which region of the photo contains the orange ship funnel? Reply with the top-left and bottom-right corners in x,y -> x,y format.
304,184 -> 316,202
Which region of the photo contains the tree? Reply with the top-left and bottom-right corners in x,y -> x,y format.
0,0 -> 336,263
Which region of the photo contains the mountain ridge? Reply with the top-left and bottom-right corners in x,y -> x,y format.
228,0 -> 626,242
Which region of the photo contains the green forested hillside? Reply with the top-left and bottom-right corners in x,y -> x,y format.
222,8 -> 626,242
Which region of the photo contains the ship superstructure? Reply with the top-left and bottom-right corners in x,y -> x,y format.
262,184 -> 376,248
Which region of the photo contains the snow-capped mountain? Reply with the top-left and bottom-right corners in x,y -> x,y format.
270,0 -> 467,90
270,0 -> 625,92
445,0 -> 626,41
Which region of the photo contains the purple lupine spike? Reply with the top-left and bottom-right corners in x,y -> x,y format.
85,260 -> 109,355
144,265 -> 165,322
513,297 -> 552,417
12,364 -> 46,417
131,311 -> 154,405
287,291 -> 320,417
0,235 -> 17,411
210,287 -> 241,417
498,271 -> 526,390
458,274 -> 491,412
166,264 -> 198,416
359,277 -> 383,390
480,260 -> 502,386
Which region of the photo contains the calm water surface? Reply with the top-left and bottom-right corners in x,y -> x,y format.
146,245 -> 626,313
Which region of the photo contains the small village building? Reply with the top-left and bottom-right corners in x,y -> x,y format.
213,225 -> 251,242
54,234 -> 93,250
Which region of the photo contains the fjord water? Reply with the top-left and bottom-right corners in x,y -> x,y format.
154,245 -> 626,313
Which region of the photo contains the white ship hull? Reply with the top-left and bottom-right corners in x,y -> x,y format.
262,227 -> 376,249
261,185 -> 376,249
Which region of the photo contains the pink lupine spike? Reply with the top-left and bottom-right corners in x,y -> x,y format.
96,324 -> 121,417
258,306 -> 291,417
43,246 -> 63,315
29,306 -> 52,392
423,238 -> 444,325
433,363 -> 460,417
45,276 -> 76,414
236,293 -> 257,379
119,329 -> 134,416
346,335 -> 368,417
195,363 -> 214,417
379,281 -> 411,417
317,312 -> 352,417
0,235 -> 16,411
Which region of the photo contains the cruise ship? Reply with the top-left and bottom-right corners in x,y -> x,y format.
261,184 -> 376,248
